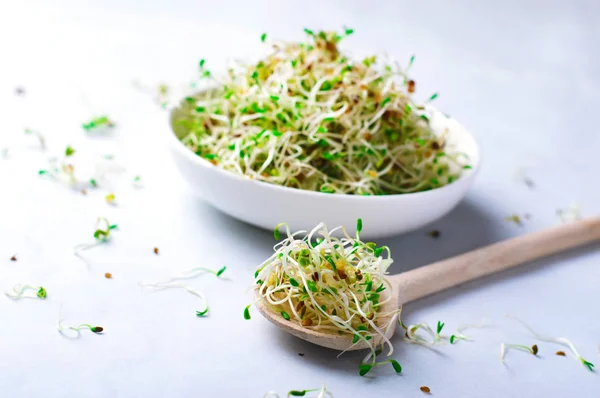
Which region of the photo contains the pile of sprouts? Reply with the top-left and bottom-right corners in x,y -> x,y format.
250,219 -> 402,375
175,29 -> 469,195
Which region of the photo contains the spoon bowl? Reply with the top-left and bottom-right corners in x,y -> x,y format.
254,218 -> 600,351
168,103 -> 480,238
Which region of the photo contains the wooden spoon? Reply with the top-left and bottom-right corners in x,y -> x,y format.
255,217 -> 600,351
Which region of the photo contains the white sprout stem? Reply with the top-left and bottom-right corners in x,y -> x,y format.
140,282 -> 208,312
5,284 -> 40,300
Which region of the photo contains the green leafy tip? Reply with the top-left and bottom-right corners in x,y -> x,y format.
304,28 -> 314,36
352,334 -> 360,344
196,308 -> 208,317
243,305 -> 251,320
429,93 -> 439,101
36,287 -> 47,299
344,27 -> 354,36
89,179 -> 97,187
199,59 -> 205,68
215,266 -> 227,277
288,391 -> 307,397
38,170 -> 47,175
436,321 -> 445,335
90,326 -> 104,333
289,278 -> 299,287
274,227 -> 281,240
356,218 -> 363,234
65,146 -> 75,157
260,33 -> 267,42
389,359 -> 402,374
581,359 -> 595,371
359,363 -> 373,376
281,311 -> 291,320
450,335 -> 456,344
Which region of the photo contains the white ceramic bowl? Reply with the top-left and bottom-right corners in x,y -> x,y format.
167,107 -> 480,238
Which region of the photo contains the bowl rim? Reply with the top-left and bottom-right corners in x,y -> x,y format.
167,104 -> 481,202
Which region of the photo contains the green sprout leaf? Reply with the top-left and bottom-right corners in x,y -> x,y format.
196,308 -> 208,317
304,28 -> 314,36
38,170 -> 47,175
281,311 -> 291,320
89,179 -> 97,187
359,363 -> 373,376
215,266 -> 227,277
306,280 -> 318,292
352,334 -> 360,344
36,287 -> 47,299
437,321 -> 445,335
260,33 -> 267,42
374,247 -> 383,257
356,218 -> 363,234
289,278 -> 299,287
199,59 -> 205,68
65,146 -> 75,157
581,359 -> 595,371
274,227 -> 281,240
344,27 -> 354,36
389,359 -> 402,373
288,391 -> 307,397
450,335 -> 456,344
243,305 -> 251,320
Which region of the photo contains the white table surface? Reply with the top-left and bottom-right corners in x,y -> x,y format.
1,1 -> 599,397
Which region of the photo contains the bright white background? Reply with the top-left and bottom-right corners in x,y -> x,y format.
1,0 -> 599,397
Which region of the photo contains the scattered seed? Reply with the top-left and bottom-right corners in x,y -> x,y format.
153,247 -> 159,255
81,189 -> 87,195
298,353 -> 305,356
556,351 -> 566,357
420,386 -> 431,393
10,255 -> 17,261
104,272 -> 112,279
428,230 -> 440,238
407,80 -> 416,93
532,344 -> 538,355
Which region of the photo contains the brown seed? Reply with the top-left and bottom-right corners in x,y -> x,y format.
81,189 -> 87,195
556,351 -> 566,356
104,272 -> 112,279
337,270 -> 348,279
92,326 -> 104,333
431,141 -> 440,150
531,344 -> 538,355
408,80 -> 416,93
420,386 -> 431,393
10,255 -> 17,261
302,318 -> 313,327
367,312 -> 374,320
295,301 -> 305,312
153,247 -> 159,255
428,230 -> 441,239
312,272 -> 319,282
298,352 -> 305,356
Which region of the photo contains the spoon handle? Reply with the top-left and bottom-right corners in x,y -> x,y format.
391,217 -> 600,304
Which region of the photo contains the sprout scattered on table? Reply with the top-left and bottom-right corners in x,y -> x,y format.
5,284 -> 47,300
